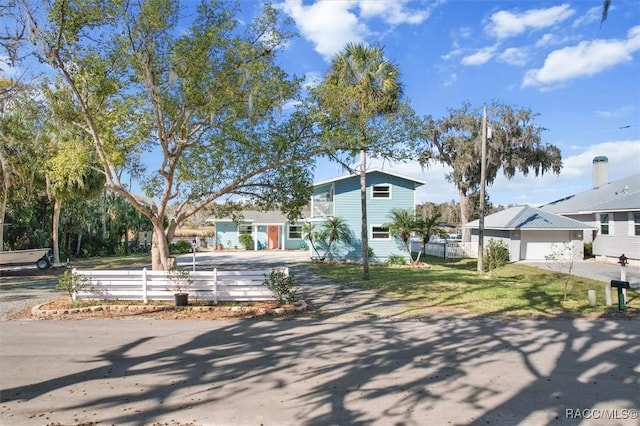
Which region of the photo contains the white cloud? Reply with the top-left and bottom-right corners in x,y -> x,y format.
280,0 -> 436,61
571,6 -> 602,28
280,0 -> 367,61
487,4 -> 575,39
461,45 -> 498,66
523,25 -> 640,88
498,47 -> 528,66
358,0 -> 431,25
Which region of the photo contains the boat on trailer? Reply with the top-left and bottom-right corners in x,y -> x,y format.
0,248 -> 52,270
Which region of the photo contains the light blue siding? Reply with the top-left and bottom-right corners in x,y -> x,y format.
311,171 -> 419,261
215,221 -> 306,251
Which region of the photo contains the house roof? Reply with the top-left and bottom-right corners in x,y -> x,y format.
463,205 -> 594,230
540,174 -> 640,214
313,168 -> 426,187
208,209 -> 309,224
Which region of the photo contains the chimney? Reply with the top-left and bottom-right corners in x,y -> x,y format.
592,156 -> 609,189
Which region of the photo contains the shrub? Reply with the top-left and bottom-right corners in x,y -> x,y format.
263,269 -> 297,304
584,242 -> 593,258
239,233 -> 254,250
483,239 -> 510,274
170,240 -> 192,254
387,253 -> 407,265
56,268 -> 90,300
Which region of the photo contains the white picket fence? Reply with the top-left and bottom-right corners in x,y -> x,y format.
411,241 -> 478,259
72,267 -> 285,304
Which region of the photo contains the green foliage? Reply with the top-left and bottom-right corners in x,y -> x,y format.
166,268 -> 193,294
584,242 -> 593,258
483,239 -> 510,274
239,233 -> 254,250
56,268 -> 90,300
385,208 -> 422,265
263,269 -> 297,304
170,240 -> 192,254
318,216 -> 352,261
419,101 -> 562,226
25,0 -> 325,270
307,259 -> 633,317
387,254 -> 407,265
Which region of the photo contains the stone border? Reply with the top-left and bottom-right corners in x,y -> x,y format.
31,300 -> 308,319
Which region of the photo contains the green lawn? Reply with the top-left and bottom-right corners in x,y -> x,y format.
307,257 -> 639,319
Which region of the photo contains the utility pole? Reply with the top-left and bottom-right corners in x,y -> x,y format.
477,105 -> 488,272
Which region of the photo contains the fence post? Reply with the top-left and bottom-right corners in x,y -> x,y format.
72,268 -> 77,302
213,268 -> 218,305
142,268 -> 148,304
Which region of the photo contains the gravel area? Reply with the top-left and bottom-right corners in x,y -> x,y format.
0,267 -> 65,320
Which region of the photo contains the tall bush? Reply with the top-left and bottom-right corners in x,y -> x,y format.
483,239 -> 509,275
239,234 -> 254,250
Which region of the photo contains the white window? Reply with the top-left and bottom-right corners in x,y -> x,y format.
634,213 -> 640,236
288,225 -> 303,239
371,184 -> 391,199
238,224 -> 252,235
599,213 -> 610,235
371,225 -> 390,240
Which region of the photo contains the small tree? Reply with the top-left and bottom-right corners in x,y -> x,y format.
545,242 -> 576,301
318,217 -> 352,261
385,208 -> 421,265
302,222 -> 322,260
264,269 -> 297,304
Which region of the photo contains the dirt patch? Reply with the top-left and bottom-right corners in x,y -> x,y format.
30,297 -> 308,320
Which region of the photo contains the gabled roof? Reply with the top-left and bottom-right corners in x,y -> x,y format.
208,209 -> 309,224
313,168 -> 425,187
540,174 -> 640,214
463,205 -> 594,230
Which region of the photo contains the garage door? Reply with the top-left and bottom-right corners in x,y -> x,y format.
520,230 -> 571,260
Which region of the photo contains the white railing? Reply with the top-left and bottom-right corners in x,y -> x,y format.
312,201 -> 333,217
411,241 -> 478,259
72,267 -> 285,304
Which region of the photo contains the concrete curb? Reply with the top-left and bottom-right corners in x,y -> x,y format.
31,299 -> 308,319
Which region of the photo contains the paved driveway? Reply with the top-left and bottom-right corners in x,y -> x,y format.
519,259 -> 639,288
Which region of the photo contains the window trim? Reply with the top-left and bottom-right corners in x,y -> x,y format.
598,213 -> 610,236
633,212 -> 640,236
238,224 -> 253,235
371,225 -> 391,240
371,184 -> 392,200
288,224 -> 303,240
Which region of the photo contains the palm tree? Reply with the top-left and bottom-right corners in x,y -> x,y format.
320,43 -> 402,279
414,205 -> 444,257
302,222 -> 322,260
318,216 -> 352,261
386,208 -> 420,265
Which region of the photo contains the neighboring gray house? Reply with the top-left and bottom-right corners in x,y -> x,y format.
540,156 -> 640,266
209,210 -> 308,251
463,205 -> 593,261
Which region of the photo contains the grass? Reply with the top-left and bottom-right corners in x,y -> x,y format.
307,257 -> 639,319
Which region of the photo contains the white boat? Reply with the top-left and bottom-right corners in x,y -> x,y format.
0,248 -> 52,270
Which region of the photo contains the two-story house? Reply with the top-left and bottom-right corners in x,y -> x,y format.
540,156 -> 640,265
307,168 -> 425,262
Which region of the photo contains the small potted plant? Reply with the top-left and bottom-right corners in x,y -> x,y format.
167,268 -> 193,306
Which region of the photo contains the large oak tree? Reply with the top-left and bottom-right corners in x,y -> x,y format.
22,0 -> 325,269
419,101 -> 562,240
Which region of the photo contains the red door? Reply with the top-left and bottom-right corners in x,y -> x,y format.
268,225 -> 279,250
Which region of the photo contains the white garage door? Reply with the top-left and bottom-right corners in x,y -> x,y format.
520,230 -> 571,260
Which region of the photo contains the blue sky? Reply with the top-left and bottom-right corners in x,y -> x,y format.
3,1 -> 639,208
264,0 -> 640,206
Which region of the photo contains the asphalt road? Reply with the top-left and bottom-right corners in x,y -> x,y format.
1,318 -> 639,426
1,252 -> 639,425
